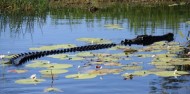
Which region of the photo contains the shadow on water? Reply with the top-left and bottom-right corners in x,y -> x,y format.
0,4 -> 190,37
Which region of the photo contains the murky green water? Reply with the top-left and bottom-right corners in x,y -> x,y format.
0,4 -> 190,94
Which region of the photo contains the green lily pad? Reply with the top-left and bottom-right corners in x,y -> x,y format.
97,56 -> 119,62
8,69 -> 28,73
178,31 -> 184,38
104,24 -> 124,30
154,71 -> 189,77
26,60 -> 72,69
186,21 -> 190,24
112,53 -> 127,57
104,62 -> 122,66
65,73 -> 97,79
122,65 -> 142,70
29,44 -> 76,51
136,54 -> 153,58
15,78 -> 45,84
155,65 -> 175,69
90,61 -> 104,65
69,57 -> 84,61
48,54 -> 69,60
77,38 -> 112,44
4,55 -> 15,59
26,60 -> 50,68
76,52 -> 94,57
152,41 -> 167,46
168,3 -> 178,7
0,60 -> 11,66
87,69 -> 122,75
132,70 -> 152,76
40,69 -> 68,75
109,45 -> 131,50
151,61 -> 172,66
44,87 -> 63,92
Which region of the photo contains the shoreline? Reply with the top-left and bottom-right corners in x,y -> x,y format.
0,0 -> 189,13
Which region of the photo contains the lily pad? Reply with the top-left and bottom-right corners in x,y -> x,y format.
154,71 -> 189,77
77,38 -> 112,44
178,31 -> 184,38
98,56 -> 119,62
48,54 -> 69,60
44,87 -> 63,92
155,65 -> 175,69
26,60 -> 72,69
76,52 -> 94,57
122,65 -> 142,70
186,21 -> 190,25
15,78 -> 45,84
4,55 -> 15,59
109,45 -> 131,50
69,57 -> 84,61
26,60 -> 51,68
29,44 -> 76,51
132,70 -> 152,76
40,69 -> 68,75
104,24 -> 124,30
8,69 -> 28,73
90,61 -> 104,65
136,54 -> 153,58
112,53 -> 127,57
104,62 -> 122,66
65,73 -> 97,79
87,69 -> 122,75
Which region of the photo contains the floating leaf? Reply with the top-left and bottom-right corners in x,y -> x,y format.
40,69 -> 68,75
15,78 -> 45,84
0,60 -> 11,66
69,57 -> 84,61
154,71 -> 189,77
26,60 -> 50,68
77,38 -> 112,44
112,53 -> 127,57
151,61 -> 172,66
104,24 -> 124,30
104,62 -> 122,66
65,73 -> 97,79
136,54 -> 153,58
168,3 -> 178,7
48,54 -> 68,60
29,44 -> 76,51
44,87 -> 63,92
4,55 -> 15,59
8,69 -> 28,73
98,56 -> 119,62
155,65 -> 175,69
76,52 -> 94,57
109,45 -> 131,50
124,48 -> 137,53
90,61 -> 104,65
87,69 -> 122,75
26,60 -> 72,69
178,31 -> 184,38
132,70 -> 152,76
122,65 -> 142,70
186,21 -> 190,25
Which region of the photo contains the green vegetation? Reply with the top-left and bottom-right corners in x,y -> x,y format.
0,0 -> 190,34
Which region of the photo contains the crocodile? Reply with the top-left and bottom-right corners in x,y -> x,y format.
9,33 -> 174,66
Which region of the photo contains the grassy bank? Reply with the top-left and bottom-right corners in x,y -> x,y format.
0,0 -> 189,13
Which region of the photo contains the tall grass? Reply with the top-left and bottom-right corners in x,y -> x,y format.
0,0 -> 48,13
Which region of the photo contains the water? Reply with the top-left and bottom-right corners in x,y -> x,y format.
0,5 -> 190,94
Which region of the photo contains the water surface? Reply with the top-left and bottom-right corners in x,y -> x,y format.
0,5 -> 190,94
